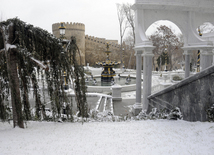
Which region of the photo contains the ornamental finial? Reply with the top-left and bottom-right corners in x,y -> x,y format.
106,42 -> 109,51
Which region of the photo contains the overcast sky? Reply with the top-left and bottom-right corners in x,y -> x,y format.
0,0 -> 136,41
1,0 -> 182,42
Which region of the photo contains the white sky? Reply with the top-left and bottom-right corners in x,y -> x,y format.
0,0 -> 135,41
146,20 -> 182,36
0,0 -> 182,42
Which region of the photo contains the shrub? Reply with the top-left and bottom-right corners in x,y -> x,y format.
168,107 -> 183,120
206,104 -> 214,122
136,107 -> 182,121
136,110 -> 147,120
148,108 -> 159,120
172,75 -> 183,81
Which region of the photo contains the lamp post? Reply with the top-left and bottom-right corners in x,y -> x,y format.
122,48 -> 125,71
63,71 -> 68,90
59,22 -> 66,39
164,45 -> 168,72
197,26 -> 202,72
59,22 -> 68,90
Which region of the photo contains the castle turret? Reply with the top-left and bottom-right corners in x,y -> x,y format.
52,22 -> 86,65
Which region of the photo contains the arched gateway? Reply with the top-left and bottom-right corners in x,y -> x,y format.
132,0 -> 214,115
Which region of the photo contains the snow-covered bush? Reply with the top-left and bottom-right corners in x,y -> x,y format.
157,108 -> 169,119
172,75 -> 183,81
148,108 -> 159,120
168,107 -> 183,120
89,109 -> 99,120
206,104 -> 214,122
136,107 -> 182,121
25,106 -> 183,123
88,109 -> 114,122
2,106 -> 13,122
97,111 -> 114,122
136,110 -> 147,120
71,109 -> 116,122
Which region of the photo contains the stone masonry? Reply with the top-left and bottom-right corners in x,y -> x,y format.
148,65 -> 214,122
52,22 -> 132,66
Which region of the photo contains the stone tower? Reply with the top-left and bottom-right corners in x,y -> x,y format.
52,22 -> 86,65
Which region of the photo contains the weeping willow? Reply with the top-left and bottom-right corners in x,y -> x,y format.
0,18 -> 87,128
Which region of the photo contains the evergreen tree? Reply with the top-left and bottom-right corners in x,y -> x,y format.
68,37 -> 88,118
0,18 -> 87,128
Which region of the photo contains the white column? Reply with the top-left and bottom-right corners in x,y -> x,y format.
183,50 -> 192,78
142,47 -> 154,111
213,50 -> 214,66
135,50 -> 142,104
132,7 -> 155,114
200,48 -> 213,70
132,50 -> 143,115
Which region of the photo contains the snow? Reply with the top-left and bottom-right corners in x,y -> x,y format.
1,66 -> 213,154
30,57 -> 47,69
0,120 -> 214,155
5,43 -> 16,51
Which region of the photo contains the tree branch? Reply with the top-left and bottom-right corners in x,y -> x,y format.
0,48 -> 5,53
30,57 -> 49,70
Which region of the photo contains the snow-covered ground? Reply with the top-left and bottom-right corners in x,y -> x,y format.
0,120 -> 214,155
2,67 -> 212,154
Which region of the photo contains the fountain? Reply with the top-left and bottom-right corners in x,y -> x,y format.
85,43 -> 142,93
96,43 -> 120,82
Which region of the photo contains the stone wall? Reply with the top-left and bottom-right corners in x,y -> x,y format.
52,22 -> 136,68
148,65 -> 214,122
52,22 -> 86,65
85,35 -> 122,66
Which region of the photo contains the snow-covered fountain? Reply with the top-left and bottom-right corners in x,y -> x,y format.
85,73 -> 142,93
96,43 -> 120,82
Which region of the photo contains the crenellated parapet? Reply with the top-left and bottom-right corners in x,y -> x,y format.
52,22 -> 85,40
85,35 -> 106,43
52,22 -> 85,32
85,35 -> 120,49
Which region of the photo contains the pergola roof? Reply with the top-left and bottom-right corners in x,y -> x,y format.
133,0 -> 214,13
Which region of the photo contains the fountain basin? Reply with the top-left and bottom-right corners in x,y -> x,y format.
86,75 -> 143,93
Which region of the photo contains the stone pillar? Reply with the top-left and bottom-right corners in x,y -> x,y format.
111,85 -> 122,101
142,47 -> 154,111
132,50 -> 143,115
200,48 -> 213,71
183,50 -> 192,78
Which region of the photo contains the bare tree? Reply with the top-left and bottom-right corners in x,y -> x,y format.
149,25 -> 183,71
116,3 -> 128,68
120,3 -> 135,69
123,30 -> 135,69
123,3 -> 135,45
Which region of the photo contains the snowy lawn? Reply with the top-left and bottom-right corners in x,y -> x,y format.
0,120 -> 214,155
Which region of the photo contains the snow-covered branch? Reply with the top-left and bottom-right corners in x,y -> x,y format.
30,57 -> 48,70
6,43 -> 17,51
0,48 -> 5,53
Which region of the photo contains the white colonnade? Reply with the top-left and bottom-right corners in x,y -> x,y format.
132,0 -> 214,115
